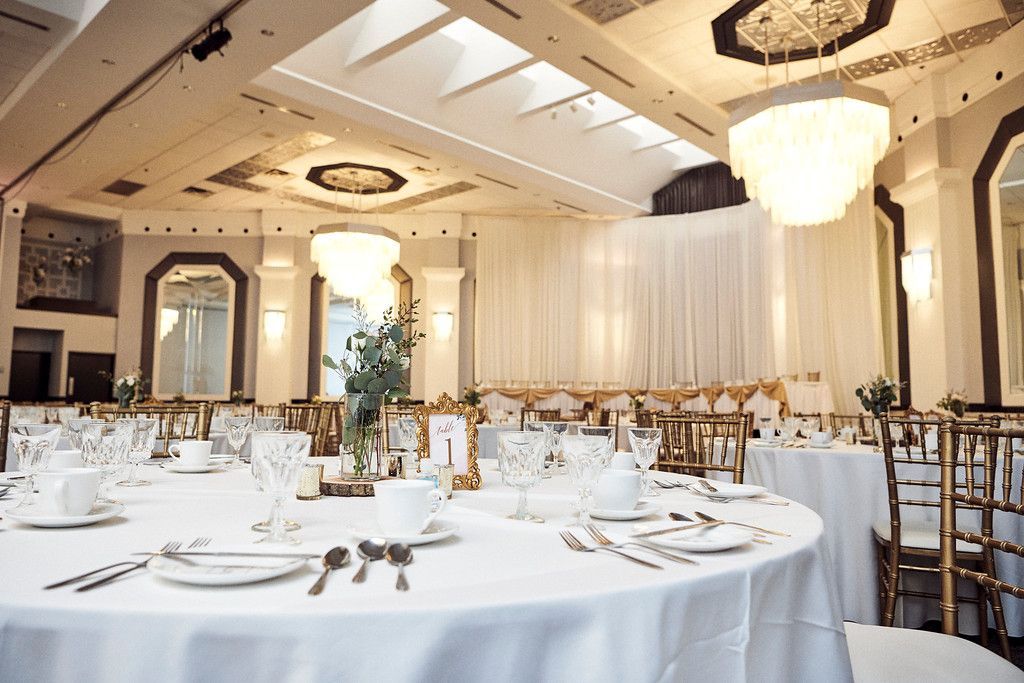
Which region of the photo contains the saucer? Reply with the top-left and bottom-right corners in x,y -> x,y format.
161,463 -> 225,473
148,554 -> 308,586
748,439 -> 782,448
635,522 -> 754,552
590,501 -> 660,521
348,521 -> 458,546
688,481 -> 766,499
5,502 -> 124,528
804,441 -> 836,449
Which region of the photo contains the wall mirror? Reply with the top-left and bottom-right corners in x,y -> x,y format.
142,253 -> 247,401
993,139 -> 1024,402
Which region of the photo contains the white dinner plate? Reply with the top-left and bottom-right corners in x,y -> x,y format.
688,481 -> 766,499
804,441 -> 836,449
147,554 -> 308,586
348,521 -> 458,546
590,501 -> 660,521
160,463 -> 225,473
5,502 -> 124,528
748,439 -> 782,448
637,522 -> 754,552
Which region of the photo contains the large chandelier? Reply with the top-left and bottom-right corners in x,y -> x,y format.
310,222 -> 400,304
728,80 -> 889,226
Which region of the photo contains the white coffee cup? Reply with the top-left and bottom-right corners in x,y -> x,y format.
168,440 -> 213,467
594,469 -> 642,511
48,449 -> 84,470
374,479 -> 446,536
838,427 -> 858,444
609,451 -> 636,470
809,431 -> 834,446
35,468 -> 100,516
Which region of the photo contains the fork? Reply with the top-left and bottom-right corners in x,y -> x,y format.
558,530 -> 662,569
583,524 -> 697,565
46,541 -> 181,590
683,484 -> 790,506
73,537 -> 212,592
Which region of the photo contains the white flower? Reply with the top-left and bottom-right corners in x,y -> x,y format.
399,356 -> 411,370
126,377 -> 135,386
354,337 -> 367,352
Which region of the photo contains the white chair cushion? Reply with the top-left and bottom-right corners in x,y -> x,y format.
872,520 -> 982,552
845,622 -> 1024,682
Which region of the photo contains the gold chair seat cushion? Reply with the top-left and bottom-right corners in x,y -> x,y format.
845,622 -> 1023,683
871,520 -> 982,553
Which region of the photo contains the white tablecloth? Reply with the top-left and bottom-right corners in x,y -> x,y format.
724,444 -> 1024,635
0,460 -> 851,682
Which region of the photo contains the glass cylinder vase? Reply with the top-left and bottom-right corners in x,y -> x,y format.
340,393 -> 385,481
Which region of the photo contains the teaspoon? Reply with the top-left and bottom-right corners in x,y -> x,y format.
351,538 -> 387,584
386,543 -> 413,591
307,546 -> 350,596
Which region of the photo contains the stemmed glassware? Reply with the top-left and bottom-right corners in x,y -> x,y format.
80,422 -> 132,504
627,428 -> 662,498
578,425 -> 615,445
497,431 -> 547,522
8,424 -> 61,509
562,434 -> 614,528
254,416 -> 284,432
250,431 -> 311,544
397,416 -> 418,473
759,417 -> 773,439
66,418 -> 106,450
223,416 -> 253,469
525,421 -> 569,474
116,418 -> 157,487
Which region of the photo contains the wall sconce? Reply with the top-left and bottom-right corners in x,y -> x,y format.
263,309 -> 286,340
901,248 -> 933,302
432,311 -> 454,342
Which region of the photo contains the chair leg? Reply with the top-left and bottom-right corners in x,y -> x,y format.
880,543 -> 900,627
983,550 -> 1012,659
974,577 -> 989,648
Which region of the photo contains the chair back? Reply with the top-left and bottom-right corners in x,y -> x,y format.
634,409 -> 659,429
520,408 -> 560,429
586,409 -> 618,428
121,403 -> 212,457
655,413 -> 749,483
939,420 -> 1024,652
0,401 -> 10,471
282,404 -> 331,456
255,404 -> 284,417
830,413 -> 872,438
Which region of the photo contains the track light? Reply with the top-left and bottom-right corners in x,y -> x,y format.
569,103 -> 578,113
550,109 -> 557,120
190,23 -> 232,62
586,96 -> 596,106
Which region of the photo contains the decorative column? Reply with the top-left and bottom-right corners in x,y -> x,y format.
0,200 -> 26,397
891,167 -> 966,408
421,266 -> 465,402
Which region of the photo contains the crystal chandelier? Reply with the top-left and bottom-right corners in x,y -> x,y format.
310,222 -> 400,304
727,10 -> 890,226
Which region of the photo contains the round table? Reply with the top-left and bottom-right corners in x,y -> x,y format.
0,460 -> 851,682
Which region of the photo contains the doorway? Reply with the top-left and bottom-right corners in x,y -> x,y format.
67,352 -> 115,403
9,351 -> 51,401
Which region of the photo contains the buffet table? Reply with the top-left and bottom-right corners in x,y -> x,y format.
0,459 -> 852,682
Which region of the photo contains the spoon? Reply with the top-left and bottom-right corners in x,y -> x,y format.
307,546 -> 350,596
386,543 -> 413,591
351,538 -> 387,584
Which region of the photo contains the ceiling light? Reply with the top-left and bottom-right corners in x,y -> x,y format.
569,103 -> 578,113
182,85 -> 193,91
343,127 -> 352,133
728,81 -> 889,226
101,58 -> 116,65
550,110 -> 557,120
260,29 -> 275,37
310,222 -> 400,310
190,23 -> 232,62
56,102 -> 67,109
586,96 -> 595,105
547,35 -> 560,43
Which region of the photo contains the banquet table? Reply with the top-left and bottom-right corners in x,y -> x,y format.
717,442 -> 1024,635
0,459 -> 852,682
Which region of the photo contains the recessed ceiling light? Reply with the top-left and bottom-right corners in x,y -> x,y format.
56,102 -> 67,109
130,122 -> 139,128
547,35 -> 559,43
261,29 -> 275,36
652,98 -> 664,104
182,85 -> 193,91
550,110 -> 557,120
569,103 -> 578,113
586,96 -> 596,105
101,58 -> 116,65
343,127 -> 352,133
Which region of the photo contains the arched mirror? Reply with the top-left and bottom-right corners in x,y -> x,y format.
990,136 -> 1024,403
142,253 -> 247,400
874,186 -> 910,406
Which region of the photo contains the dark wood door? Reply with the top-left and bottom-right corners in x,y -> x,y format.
66,352 -> 114,403
9,351 -> 51,401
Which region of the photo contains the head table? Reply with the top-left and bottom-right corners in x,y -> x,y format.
0,458 -> 851,683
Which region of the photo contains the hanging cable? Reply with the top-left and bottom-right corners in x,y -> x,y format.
815,0 -> 823,82
761,15 -> 771,91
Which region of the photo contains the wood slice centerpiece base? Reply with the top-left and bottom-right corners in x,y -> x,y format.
320,475 -> 396,497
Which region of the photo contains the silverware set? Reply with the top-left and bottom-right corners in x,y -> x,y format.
652,479 -> 790,506
307,539 -> 413,594
46,537 -> 212,592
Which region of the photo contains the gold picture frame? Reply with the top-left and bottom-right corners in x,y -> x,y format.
414,392 -> 481,490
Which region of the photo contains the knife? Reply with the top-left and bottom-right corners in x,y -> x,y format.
131,551 -> 319,560
692,511 -> 791,537
629,520 -> 723,539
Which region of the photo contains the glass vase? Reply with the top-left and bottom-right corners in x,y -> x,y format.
340,393 -> 385,481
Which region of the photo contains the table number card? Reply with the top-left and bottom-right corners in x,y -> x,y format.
414,393 -> 481,490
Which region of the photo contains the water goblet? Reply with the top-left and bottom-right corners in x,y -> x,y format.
627,427 -> 662,498
562,434 -> 614,527
80,421 -> 132,503
116,418 -> 157,487
578,425 -> 615,447
250,429 -> 303,533
224,416 -> 253,469
397,416 -> 418,472
525,421 -> 569,473
759,417 -> 773,439
251,431 -> 311,544
66,418 -> 107,450
782,416 -> 801,439
254,416 -> 285,432
497,431 -> 547,523
8,424 -> 61,509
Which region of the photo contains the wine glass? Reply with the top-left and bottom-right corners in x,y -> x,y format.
66,418 -> 106,450
251,431 -> 311,544
224,416 -> 252,469
397,416 -> 418,472
80,422 -> 132,503
8,424 -> 60,509
116,418 -> 157,487
562,434 -> 614,527
254,416 -> 284,432
250,429 -> 303,533
525,421 -> 569,473
578,425 -> 615,445
627,428 -> 662,498
759,417 -> 773,439
497,431 -> 547,522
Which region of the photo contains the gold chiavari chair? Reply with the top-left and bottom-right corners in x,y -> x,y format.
654,413 -> 749,484
939,419 -> 1022,659
634,409 -> 660,429
123,403 -> 212,457
384,404 -> 416,453
830,414 -> 872,439
793,411 -> 825,426
585,409 -> 619,428
255,404 -> 284,418
875,415 -> 1003,644
0,400 -> 10,472
282,404 -> 331,456
520,408 -> 560,429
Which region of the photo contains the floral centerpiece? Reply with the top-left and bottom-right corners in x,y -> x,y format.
464,384 -> 487,424
101,368 -> 148,408
855,375 -> 903,417
322,301 -> 425,479
937,389 -> 968,418
629,394 -> 647,411
230,389 -> 244,406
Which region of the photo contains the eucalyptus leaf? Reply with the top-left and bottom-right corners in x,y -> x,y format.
341,426 -> 357,445
354,371 -> 374,391
353,331 -> 367,339
321,354 -> 338,370
363,345 -> 382,364
383,369 -> 401,388
389,324 -> 403,342
340,360 -> 352,376
367,377 -> 389,394
387,388 -> 408,401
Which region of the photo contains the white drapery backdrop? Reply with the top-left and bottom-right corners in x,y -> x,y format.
472,192 -> 883,412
